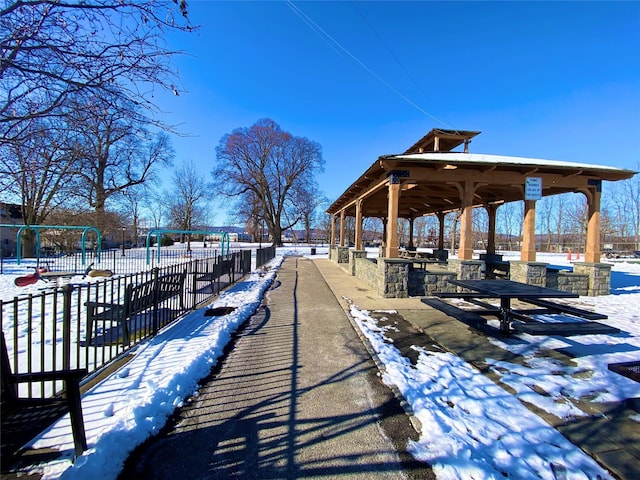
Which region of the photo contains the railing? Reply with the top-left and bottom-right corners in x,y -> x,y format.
256,245 -> 276,269
1,247 -> 276,398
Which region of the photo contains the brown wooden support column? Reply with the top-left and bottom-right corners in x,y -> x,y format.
355,199 -> 363,250
584,182 -> 602,263
486,203 -> 498,255
437,212 -> 446,250
458,181 -> 475,260
385,181 -> 400,258
408,217 -> 415,248
330,214 -> 336,245
339,210 -> 346,247
521,200 -> 537,261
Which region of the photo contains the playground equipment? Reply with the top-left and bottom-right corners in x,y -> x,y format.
83,263 -> 113,278
145,229 -> 230,265
0,225 -> 102,266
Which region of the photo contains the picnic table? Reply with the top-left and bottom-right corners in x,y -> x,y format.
428,279 -> 617,335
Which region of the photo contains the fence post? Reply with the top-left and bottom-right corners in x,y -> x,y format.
192,259 -> 199,309
152,267 -> 159,336
62,284 -> 73,370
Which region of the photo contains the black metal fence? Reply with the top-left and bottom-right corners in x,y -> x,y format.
256,245 -> 276,269
1,246 -> 276,399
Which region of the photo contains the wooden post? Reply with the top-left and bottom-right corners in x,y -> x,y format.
355,199 -> 363,250
408,217 -> 415,249
458,181 -> 474,260
385,180 -> 400,258
330,214 -> 336,245
437,211 -> 446,250
486,203 -> 498,255
585,182 -> 602,263
521,200 -> 537,261
339,210 -> 346,247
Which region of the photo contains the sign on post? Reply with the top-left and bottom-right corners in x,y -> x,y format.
525,177 -> 542,201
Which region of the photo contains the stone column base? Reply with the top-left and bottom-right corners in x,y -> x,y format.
330,246 -> 350,264
573,262 -> 612,296
509,261 -> 548,287
378,258 -> 409,298
349,250 -> 367,276
447,259 -> 483,280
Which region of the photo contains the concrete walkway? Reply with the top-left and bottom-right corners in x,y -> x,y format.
312,257 -> 639,480
119,257 -> 431,479
120,255 -> 638,480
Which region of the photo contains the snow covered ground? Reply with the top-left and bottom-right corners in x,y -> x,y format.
4,248 -> 640,479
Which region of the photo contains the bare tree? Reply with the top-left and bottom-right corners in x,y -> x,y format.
621,170 -> 640,249
213,119 -> 324,246
0,115 -> 80,254
67,93 -> 174,220
1,0 -> 192,145
291,180 -> 325,243
168,160 -> 210,250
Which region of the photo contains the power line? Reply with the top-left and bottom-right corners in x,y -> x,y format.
284,0 -> 452,128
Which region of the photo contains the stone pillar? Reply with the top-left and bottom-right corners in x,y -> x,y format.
330,246 -> 350,264
378,258 -> 409,298
349,249 -> 367,276
448,259 -> 483,280
510,261 -> 548,287
574,262 -> 611,296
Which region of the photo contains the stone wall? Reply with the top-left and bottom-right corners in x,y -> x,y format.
354,257 -> 382,294
409,268 -> 456,296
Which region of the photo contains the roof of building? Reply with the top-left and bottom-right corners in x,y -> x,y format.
326,130 -> 636,218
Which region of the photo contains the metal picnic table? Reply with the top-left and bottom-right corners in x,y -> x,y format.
432,279 -> 619,335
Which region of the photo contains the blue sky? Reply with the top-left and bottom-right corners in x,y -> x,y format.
154,1 -> 640,225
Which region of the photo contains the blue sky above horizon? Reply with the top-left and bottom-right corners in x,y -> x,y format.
154,1 -> 640,226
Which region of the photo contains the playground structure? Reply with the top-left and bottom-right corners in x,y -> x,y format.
0,224 -> 102,266
145,229 -> 230,265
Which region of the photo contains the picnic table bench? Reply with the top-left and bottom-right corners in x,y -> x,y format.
86,271 -> 186,346
429,279 -> 617,336
1,332 -> 87,468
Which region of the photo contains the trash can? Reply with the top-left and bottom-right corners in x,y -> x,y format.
310,247 -> 316,255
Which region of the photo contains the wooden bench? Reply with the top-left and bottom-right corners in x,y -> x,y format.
1,332 -> 87,468
86,271 -> 186,346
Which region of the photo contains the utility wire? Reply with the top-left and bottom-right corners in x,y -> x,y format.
284,0 -> 452,128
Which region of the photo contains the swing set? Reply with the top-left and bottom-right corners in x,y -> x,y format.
0,224 -> 102,266
145,229 -> 230,265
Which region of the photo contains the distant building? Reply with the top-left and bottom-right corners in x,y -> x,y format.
0,203 -> 23,257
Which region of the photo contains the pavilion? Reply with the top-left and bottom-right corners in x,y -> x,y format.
326,129 -> 635,297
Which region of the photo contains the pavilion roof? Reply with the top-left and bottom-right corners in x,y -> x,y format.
326,150 -> 636,218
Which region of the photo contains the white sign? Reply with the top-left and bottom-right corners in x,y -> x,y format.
525,177 -> 542,201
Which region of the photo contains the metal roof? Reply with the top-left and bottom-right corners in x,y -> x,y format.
327,151 -> 636,218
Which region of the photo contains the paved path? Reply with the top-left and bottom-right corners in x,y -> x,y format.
119,257 -> 431,479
